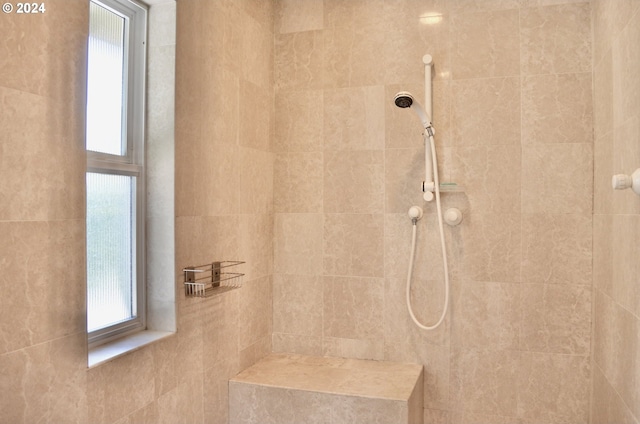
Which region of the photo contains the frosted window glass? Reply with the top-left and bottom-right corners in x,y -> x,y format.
87,173 -> 137,332
86,2 -> 126,156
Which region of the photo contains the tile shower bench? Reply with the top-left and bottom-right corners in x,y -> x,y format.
229,353 -> 424,424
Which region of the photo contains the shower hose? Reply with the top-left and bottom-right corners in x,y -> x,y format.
406,132 -> 450,330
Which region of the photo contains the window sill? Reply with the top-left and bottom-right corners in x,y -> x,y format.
88,330 -> 175,368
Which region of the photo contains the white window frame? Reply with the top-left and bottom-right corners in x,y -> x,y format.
86,0 -> 148,348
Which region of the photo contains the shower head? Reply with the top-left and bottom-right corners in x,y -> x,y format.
394,91 -> 431,129
394,91 -> 414,108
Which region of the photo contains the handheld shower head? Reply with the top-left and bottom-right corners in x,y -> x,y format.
394,91 -> 431,129
394,92 -> 414,108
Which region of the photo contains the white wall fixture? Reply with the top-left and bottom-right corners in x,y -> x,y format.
612,169 -> 640,196
444,208 -> 463,226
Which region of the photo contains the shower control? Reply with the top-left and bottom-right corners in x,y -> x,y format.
444,208 -> 462,226
612,168 -> 640,196
408,206 -> 424,222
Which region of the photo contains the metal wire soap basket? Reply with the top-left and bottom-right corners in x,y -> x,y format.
182,261 -> 244,298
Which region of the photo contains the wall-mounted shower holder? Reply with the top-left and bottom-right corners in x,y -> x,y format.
183,260 -> 244,298
612,169 -> 640,196
444,208 -> 463,226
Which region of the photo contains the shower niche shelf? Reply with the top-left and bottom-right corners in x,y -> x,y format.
183,261 -> 244,298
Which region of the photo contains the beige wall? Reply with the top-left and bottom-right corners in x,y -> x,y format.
0,0 -> 274,423
272,1 -> 593,423
591,1 -> 640,423
0,0 -> 89,422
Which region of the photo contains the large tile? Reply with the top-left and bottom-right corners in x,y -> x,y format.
323,276 -> 384,341
237,213 -> 273,282
592,0 -> 639,66
155,377 -> 204,424
273,274 -> 323,336
612,3 -> 640,127
0,220 -> 85,354
521,213 -> 592,285
323,25 -> 386,88
275,0 -> 323,34
274,89 -> 324,152
591,365 -> 637,424
274,213 -> 323,275
521,143 -> 593,214
0,334 -> 87,424
323,214 -> 384,278
593,50 -> 613,141
0,87 -> 85,221
324,150 -> 384,213
239,80 -> 272,151
451,77 -> 520,146
517,352 -> 590,424
275,152 -> 323,213
452,281 -> 521,350
451,145 -> 521,214
460,213 -> 522,283
611,215 -> 640,317
275,30 -> 324,90
238,276 -> 273,351
520,3 -> 591,75
451,9 -> 520,79
519,283 -> 592,355
323,86 -> 385,150
272,333 -> 323,356
238,147 -> 274,214
383,2 -> 451,85
87,347 -> 156,423
450,348 -> 520,417
522,73 -> 593,145
593,291 -> 640,419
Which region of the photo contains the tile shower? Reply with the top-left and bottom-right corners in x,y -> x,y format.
0,0 -> 638,423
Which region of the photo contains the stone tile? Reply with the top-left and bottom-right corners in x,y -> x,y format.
451,9 -> 520,79
516,352 -> 590,423
520,3 -> 591,75
522,73 -> 593,145
460,213 -> 522,283
323,86 -> 385,151
451,77 -> 521,146
452,281 -> 521,350
273,274 -> 323,336
521,143 -> 593,214
274,89 -> 324,153
274,213 -> 323,275
519,283 -> 592,355
275,30 -> 324,90
323,213 -> 384,278
521,213 -> 592,285
275,0 -> 324,34
451,145 -> 521,214
323,276 -> 384,341
324,150 -> 384,213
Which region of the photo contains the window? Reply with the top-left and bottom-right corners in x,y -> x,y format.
86,0 -> 147,346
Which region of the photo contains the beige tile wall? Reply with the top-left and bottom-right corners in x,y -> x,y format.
0,0 -> 275,423
592,1 -> 640,423
273,0 -> 594,423
0,1 -> 89,422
